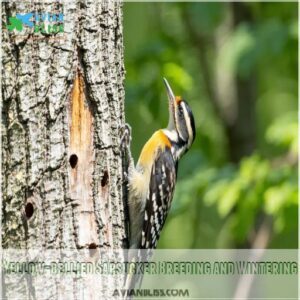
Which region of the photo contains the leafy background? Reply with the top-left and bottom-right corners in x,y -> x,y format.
123,2 -> 298,249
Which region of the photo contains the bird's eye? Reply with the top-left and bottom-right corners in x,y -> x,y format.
178,106 -> 183,117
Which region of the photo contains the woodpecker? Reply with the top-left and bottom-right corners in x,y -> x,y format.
122,78 -> 196,250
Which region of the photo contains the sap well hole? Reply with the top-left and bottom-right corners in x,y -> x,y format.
101,170 -> 109,187
25,203 -> 34,219
69,154 -> 78,168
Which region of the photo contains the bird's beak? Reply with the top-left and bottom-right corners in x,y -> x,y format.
163,78 -> 176,129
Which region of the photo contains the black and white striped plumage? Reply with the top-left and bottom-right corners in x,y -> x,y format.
140,147 -> 177,249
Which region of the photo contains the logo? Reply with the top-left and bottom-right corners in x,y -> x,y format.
5,12 -> 64,35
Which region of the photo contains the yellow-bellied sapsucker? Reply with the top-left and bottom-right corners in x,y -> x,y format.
121,78 -> 196,251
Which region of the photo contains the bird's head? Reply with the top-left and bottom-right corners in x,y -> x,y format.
164,78 -> 196,150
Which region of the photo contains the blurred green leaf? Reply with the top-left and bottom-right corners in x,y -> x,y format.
163,63 -> 193,91
218,182 -> 241,217
264,183 -> 295,215
188,2 -> 225,33
203,179 -> 228,206
266,111 -> 298,153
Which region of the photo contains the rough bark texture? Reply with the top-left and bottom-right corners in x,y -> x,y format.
2,1 -> 127,298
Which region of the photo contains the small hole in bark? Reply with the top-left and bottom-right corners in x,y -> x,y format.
89,243 -> 97,256
69,154 -> 78,168
101,171 -> 109,187
25,203 -> 34,219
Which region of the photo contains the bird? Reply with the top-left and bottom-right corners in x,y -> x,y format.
120,78 -> 196,295
122,78 -> 196,250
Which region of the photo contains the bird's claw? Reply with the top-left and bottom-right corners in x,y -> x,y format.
120,123 -> 132,150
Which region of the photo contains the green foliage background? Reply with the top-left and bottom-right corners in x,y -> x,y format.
123,2 -> 298,249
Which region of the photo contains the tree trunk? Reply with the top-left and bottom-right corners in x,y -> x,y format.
182,3 -> 257,163
223,2 -> 257,163
2,1 -> 127,299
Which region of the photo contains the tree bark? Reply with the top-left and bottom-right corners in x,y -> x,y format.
2,1 -> 127,298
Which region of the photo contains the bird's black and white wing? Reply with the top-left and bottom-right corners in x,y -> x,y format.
140,147 -> 177,249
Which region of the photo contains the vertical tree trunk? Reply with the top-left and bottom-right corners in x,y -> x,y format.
2,1 -> 127,298
223,2 -> 257,163
182,3 -> 257,163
